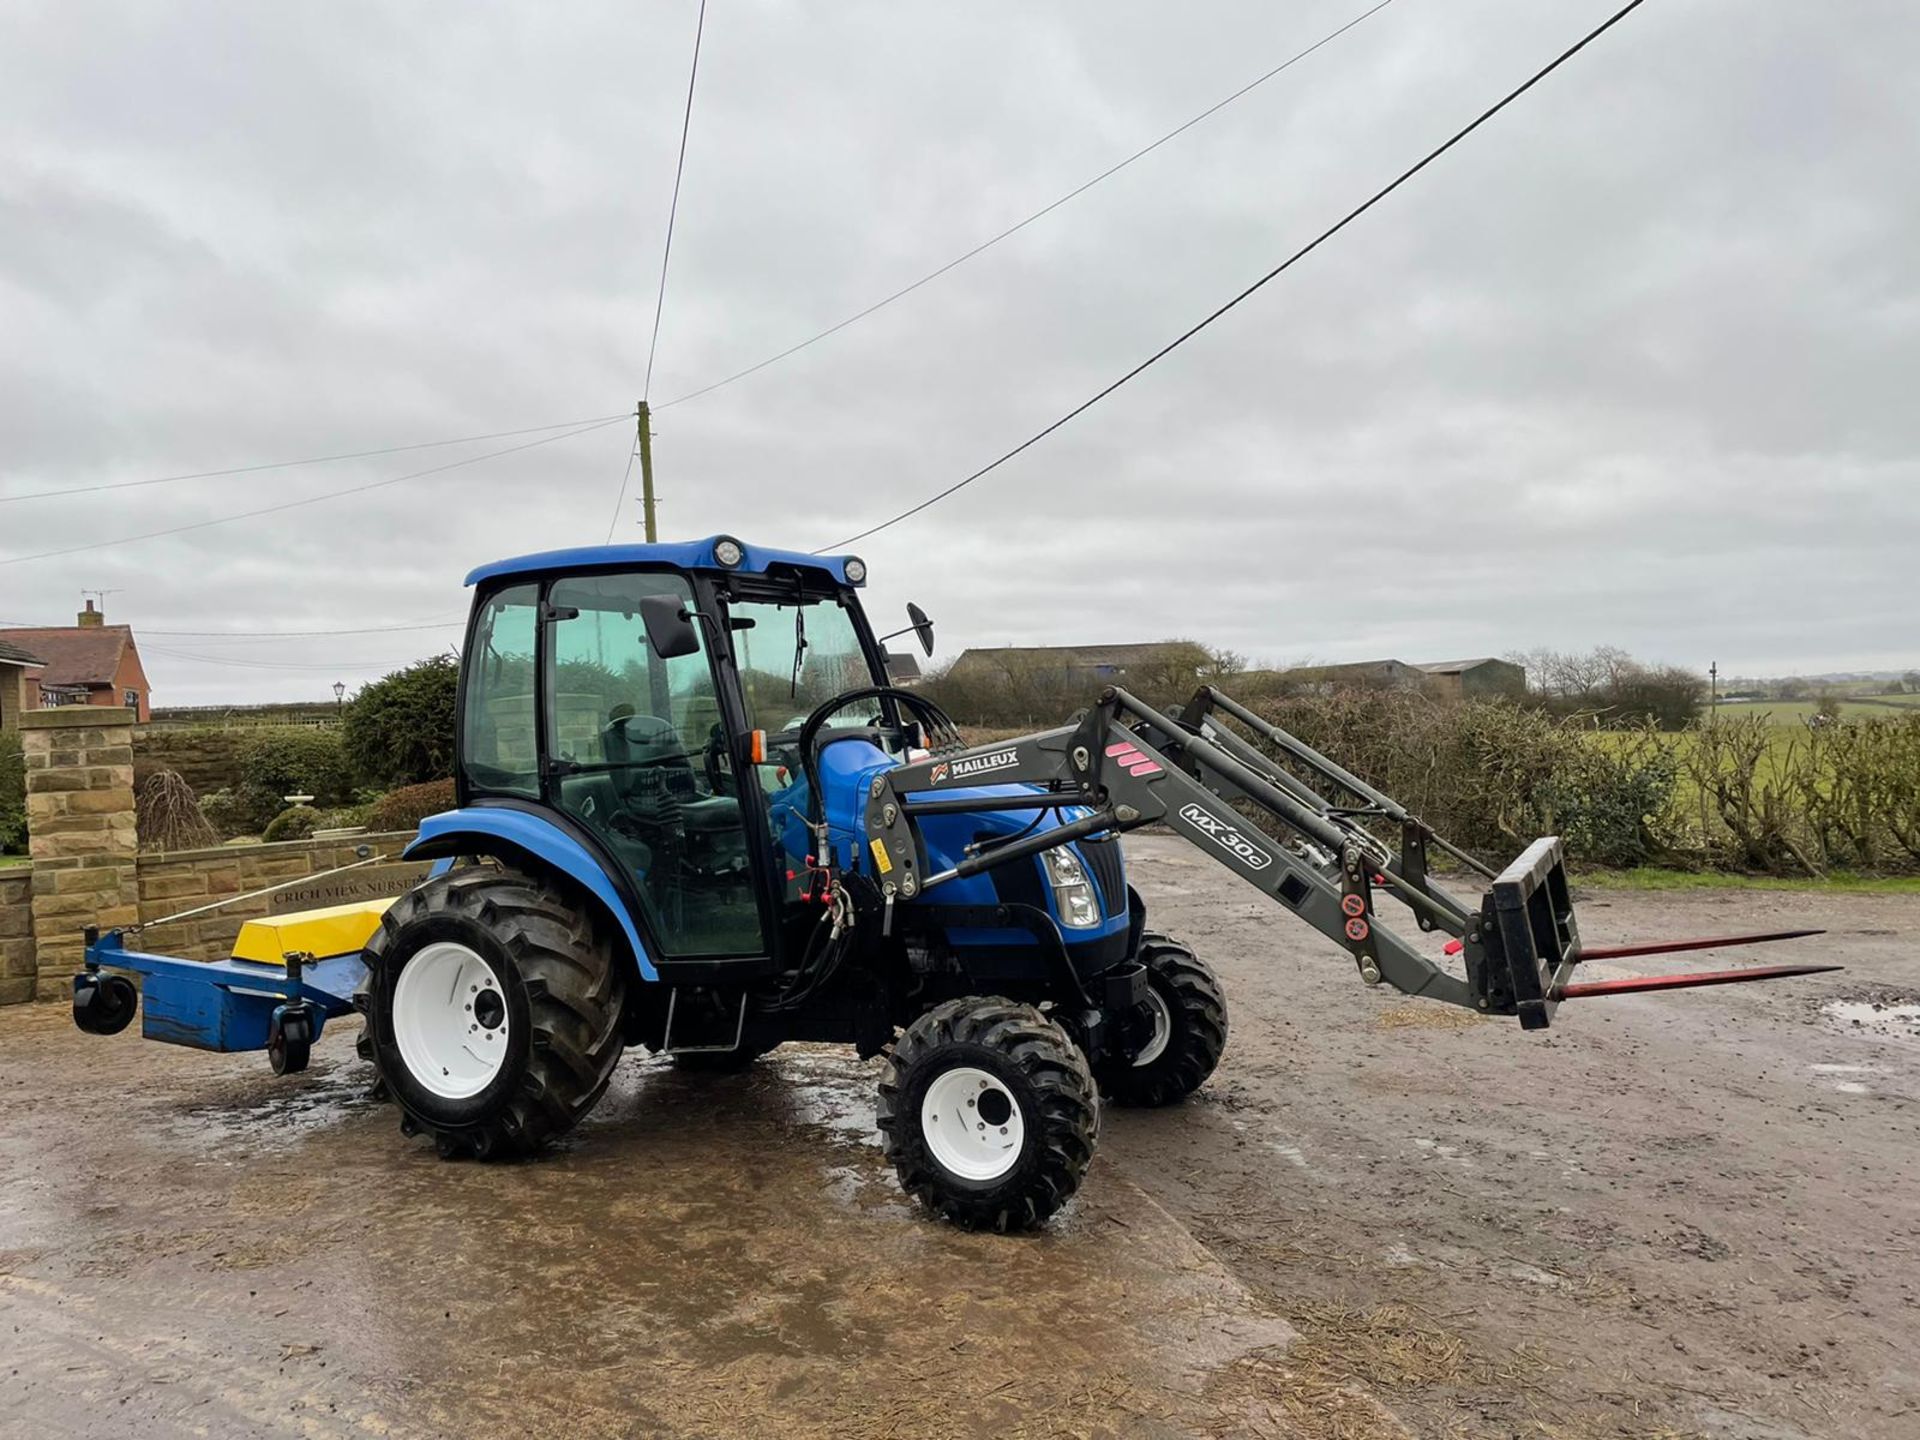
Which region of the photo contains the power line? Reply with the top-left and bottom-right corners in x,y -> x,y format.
0,412 -> 632,507
0,615 -> 462,638
821,0 -> 1650,554
656,0 -> 1400,413
0,415 -> 629,569
643,0 -> 709,401
603,438 -> 641,544
143,644 -> 453,673
141,620 -> 466,639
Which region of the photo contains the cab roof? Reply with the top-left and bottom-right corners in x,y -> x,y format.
464,536 -> 863,588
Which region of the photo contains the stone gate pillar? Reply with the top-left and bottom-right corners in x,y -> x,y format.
22,708 -> 138,1000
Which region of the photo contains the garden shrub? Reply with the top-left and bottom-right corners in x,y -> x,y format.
367,778 -> 457,833
0,732 -> 24,854
135,768 -> 219,851
343,656 -> 459,788
238,728 -> 352,807
262,804 -> 322,843
200,784 -> 283,839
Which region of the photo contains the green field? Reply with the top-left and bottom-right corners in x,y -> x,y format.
1715,692 -> 1920,725
1575,866 -> 1920,894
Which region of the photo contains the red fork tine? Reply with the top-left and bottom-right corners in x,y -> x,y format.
1572,928 -> 1825,963
1555,962 -> 1842,1000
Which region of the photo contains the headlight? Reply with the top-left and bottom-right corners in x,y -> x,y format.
713,537 -> 745,567
843,556 -> 867,585
1040,846 -> 1100,929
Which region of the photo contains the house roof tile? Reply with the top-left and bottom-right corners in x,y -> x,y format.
0,626 -> 132,687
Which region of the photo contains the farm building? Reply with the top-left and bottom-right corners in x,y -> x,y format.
1272,659 -> 1430,693
1415,657 -> 1527,700
948,642 -> 1209,685
1268,656 -> 1526,700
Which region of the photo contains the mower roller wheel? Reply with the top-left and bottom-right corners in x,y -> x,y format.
879,996 -> 1099,1232
73,973 -> 138,1037
268,1011 -> 313,1076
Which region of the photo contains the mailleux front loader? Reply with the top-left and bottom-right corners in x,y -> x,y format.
71,537 -> 1833,1230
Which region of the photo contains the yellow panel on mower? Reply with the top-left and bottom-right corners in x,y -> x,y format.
231,900 -> 394,966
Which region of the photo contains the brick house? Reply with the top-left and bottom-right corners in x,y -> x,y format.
0,601 -> 153,723
0,638 -> 44,731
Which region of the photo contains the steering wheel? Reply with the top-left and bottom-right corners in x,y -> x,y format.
796,685 -> 964,831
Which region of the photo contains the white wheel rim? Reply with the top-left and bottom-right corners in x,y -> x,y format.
392,941 -> 510,1101
920,1066 -> 1025,1182
1132,989 -> 1173,1068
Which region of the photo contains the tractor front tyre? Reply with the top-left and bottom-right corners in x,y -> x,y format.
878,997 -> 1099,1233
361,866 -> 626,1159
1094,934 -> 1228,1107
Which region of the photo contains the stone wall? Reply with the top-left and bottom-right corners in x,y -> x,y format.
132,724 -> 257,797
147,702 -> 343,730
0,867 -> 33,1006
22,708 -> 138,1001
136,834 -> 424,961
1,701 -> 426,1005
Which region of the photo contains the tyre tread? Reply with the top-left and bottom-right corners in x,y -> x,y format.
878,996 -> 1099,1232
359,864 -> 627,1160
1096,932 -> 1228,1107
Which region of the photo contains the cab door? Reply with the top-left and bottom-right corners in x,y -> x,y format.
539,571 -> 772,960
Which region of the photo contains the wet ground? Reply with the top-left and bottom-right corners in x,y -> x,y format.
1109,836 -> 1920,1439
2,838 -> 1917,1438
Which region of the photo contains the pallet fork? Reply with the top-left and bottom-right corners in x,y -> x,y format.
862,685 -> 1834,1028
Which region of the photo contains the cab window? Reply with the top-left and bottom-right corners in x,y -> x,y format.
544,572 -> 765,958
462,583 -> 540,798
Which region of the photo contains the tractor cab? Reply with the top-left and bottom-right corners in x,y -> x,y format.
454,535 -> 923,975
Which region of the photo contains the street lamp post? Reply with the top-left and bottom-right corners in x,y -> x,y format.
333,681 -> 346,719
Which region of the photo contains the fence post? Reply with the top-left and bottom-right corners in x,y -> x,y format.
22,707 -> 138,1001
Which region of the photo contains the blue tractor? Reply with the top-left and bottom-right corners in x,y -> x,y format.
71,535 -> 1833,1230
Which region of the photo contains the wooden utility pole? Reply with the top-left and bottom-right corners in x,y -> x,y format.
637,400 -> 658,542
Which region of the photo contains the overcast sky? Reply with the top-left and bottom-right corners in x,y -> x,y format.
2,0 -> 1914,705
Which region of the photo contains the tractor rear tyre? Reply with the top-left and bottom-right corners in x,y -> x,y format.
878,996 -> 1099,1232
1094,933 -> 1227,1107
361,865 -> 626,1159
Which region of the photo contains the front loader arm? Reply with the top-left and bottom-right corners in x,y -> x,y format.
862,689 -> 1472,1009
861,686 -> 1836,1028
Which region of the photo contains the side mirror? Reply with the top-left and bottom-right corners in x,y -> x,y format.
639,594 -> 701,659
907,602 -> 935,657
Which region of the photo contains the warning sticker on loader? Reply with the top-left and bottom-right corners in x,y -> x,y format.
1178,803 -> 1274,871
869,838 -> 894,874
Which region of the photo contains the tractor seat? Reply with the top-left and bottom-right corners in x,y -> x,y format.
604,712 -> 743,833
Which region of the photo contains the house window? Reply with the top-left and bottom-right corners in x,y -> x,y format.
124,689 -> 140,711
